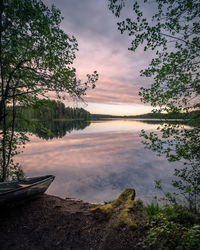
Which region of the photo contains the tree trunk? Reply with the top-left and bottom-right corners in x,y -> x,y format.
0,0 -> 3,125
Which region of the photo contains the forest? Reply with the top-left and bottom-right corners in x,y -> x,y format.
14,99 -> 92,121
92,110 -> 200,125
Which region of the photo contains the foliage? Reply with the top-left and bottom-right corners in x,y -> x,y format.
0,0 -> 98,181
108,0 -> 200,212
162,204 -> 200,226
109,0 -> 199,113
141,203 -> 200,249
143,214 -> 200,249
0,130 -> 28,181
0,0 -> 98,117
145,202 -> 161,218
143,125 -> 200,211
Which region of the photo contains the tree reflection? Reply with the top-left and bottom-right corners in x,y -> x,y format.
15,118 -> 91,140
0,110 -> 91,180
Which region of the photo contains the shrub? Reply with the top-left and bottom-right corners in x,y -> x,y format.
141,205 -> 200,249
145,202 -> 161,218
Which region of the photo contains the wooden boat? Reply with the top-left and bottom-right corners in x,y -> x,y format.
0,175 -> 55,205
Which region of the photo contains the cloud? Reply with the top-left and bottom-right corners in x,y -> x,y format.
43,0 -> 154,110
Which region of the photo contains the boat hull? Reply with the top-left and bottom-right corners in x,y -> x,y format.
0,175 -> 55,205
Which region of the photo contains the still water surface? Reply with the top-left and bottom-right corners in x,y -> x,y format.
15,119 -> 177,203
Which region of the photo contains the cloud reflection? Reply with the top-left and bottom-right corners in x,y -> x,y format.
15,120 -> 179,203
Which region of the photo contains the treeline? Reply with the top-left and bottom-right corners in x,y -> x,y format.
16,99 -> 91,121
92,110 -> 200,124
127,110 -> 200,120
91,114 -> 123,119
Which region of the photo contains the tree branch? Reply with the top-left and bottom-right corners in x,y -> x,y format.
160,32 -> 200,49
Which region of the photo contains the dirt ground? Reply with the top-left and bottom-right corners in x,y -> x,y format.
0,194 -> 146,250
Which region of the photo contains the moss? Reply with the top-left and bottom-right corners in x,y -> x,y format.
115,199 -> 138,229
97,203 -> 114,217
112,188 -> 135,207
91,189 -> 139,228
116,209 -> 137,229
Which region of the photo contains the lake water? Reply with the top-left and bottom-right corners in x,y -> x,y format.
15,119 -> 178,203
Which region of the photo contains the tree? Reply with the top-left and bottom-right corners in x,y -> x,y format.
108,0 -> 200,211
0,0 -> 98,181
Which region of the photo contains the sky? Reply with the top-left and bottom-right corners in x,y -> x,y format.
44,0 -> 154,115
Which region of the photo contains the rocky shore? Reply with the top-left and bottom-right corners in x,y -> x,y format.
0,190 -> 146,250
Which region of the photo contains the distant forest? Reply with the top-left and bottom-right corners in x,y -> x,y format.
13,99 -> 200,125
16,99 -> 91,121
91,111 -> 200,125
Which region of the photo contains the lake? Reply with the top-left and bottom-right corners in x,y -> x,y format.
15,119 -> 178,203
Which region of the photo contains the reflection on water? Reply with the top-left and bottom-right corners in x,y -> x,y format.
15,119 -> 178,203
15,119 -> 91,140
73,119 -> 159,134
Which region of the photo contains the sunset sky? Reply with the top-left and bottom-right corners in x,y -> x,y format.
45,0 -> 154,115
